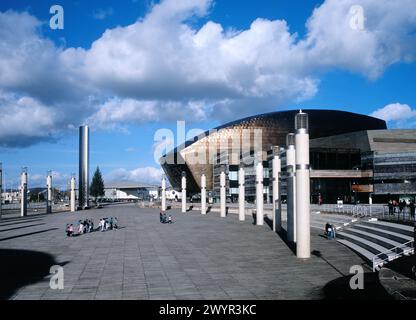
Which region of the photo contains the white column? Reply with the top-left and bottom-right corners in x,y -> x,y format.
295,110 -> 311,259
181,172 -> 187,213
46,171 -> 52,214
161,175 -> 167,211
201,173 -> 206,215
20,168 -> 28,217
238,166 -> 245,221
286,134 -> 296,243
272,147 -> 281,232
70,176 -> 76,212
0,163 -> 2,219
220,168 -> 226,218
256,161 -> 264,226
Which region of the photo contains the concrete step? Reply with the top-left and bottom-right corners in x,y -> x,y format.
312,214 -> 355,223
362,220 -> 414,237
337,239 -> 384,268
352,224 -> 413,243
337,232 -> 396,261
341,229 -> 413,255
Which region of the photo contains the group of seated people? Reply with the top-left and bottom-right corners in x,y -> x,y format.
65,217 -> 119,237
325,222 -> 336,239
66,219 -> 94,237
160,211 -> 173,224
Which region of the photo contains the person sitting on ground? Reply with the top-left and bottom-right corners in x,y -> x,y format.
78,220 -> 84,235
83,220 -> 89,233
69,224 -> 74,236
99,218 -> 105,232
325,222 -> 331,238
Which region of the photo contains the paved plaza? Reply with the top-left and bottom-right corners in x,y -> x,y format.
0,204 -> 386,300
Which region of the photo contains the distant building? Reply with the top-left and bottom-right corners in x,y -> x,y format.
161,109 -> 416,204
104,181 -> 158,201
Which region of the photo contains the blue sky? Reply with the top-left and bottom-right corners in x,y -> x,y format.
0,0 -> 415,189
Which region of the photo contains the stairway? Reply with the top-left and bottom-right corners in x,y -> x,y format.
310,212 -> 357,230
335,219 -> 414,271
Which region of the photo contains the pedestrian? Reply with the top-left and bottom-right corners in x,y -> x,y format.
168,215 -> 173,224
410,201 -> 415,218
66,224 -> 71,237
331,224 -> 336,239
388,200 -> 393,215
114,217 -> 118,229
399,200 -> 405,215
69,224 -> 74,236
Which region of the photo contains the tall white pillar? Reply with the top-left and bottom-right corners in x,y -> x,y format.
256,160 -> 264,226
272,147 -> 282,232
286,133 -> 296,243
20,168 -> 28,217
238,166 -> 245,221
181,172 -> 187,213
220,167 -> 226,218
70,176 -> 76,212
201,173 -> 206,215
161,175 -> 167,211
0,163 -> 2,219
46,171 -> 52,214
295,110 -> 311,259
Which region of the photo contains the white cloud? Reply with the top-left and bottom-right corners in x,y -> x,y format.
29,171 -> 72,188
105,166 -> 163,184
370,103 -> 416,128
0,0 -> 416,146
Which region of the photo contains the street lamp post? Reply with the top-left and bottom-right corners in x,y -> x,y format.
295,110 -> 311,259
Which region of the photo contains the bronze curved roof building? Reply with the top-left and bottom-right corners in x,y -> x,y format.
160,109 -> 387,193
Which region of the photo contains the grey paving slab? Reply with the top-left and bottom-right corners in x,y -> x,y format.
0,203 -> 371,300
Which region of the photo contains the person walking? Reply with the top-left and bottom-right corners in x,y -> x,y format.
331,224 -> 337,239
388,200 -> 394,215
410,201 -> 415,219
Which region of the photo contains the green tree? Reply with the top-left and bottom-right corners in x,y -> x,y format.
90,167 -> 105,204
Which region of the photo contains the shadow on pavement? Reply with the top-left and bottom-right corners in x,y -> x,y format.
323,272 -> 392,300
0,249 -> 66,300
0,228 -> 58,242
0,223 -> 46,233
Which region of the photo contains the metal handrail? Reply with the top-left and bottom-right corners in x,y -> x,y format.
372,240 -> 414,272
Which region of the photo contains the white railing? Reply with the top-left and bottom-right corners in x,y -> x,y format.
372,240 -> 414,272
